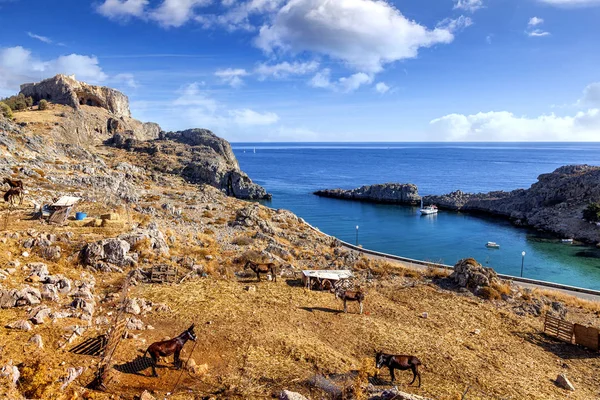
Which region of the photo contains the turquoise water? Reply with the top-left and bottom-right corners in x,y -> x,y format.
232,143 -> 600,290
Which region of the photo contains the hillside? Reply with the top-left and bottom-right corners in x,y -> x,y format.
1,78 -> 600,400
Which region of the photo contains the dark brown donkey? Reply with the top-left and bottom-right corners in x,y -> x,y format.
3,187 -> 23,206
244,260 -> 277,282
143,324 -> 197,377
375,351 -> 422,387
3,178 -> 23,189
335,288 -> 365,314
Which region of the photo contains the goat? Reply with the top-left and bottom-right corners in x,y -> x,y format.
244,260 -> 277,282
3,187 -> 23,206
3,178 -> 23,189
335,288 -> 365,314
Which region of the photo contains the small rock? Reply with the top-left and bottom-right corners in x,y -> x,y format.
22,251 -> 30,257
0,361 -> 20,387
29,334 -> 44,348
138,390 -> 156,400
556,373 -> 575,391
279,390 -> 309,400
29,306 -> 52,325
205,255 -> 214,261
7,319 -> 32,331
245,285 -> 256,292
473,329 -> 481,335
126,317 -> 145,330
421,312 -> 428,319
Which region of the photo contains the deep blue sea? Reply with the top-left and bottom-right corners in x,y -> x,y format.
231,143 -> 600,290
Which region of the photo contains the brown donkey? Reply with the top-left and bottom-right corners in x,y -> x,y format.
335,288 -> 365,314
3,178 -> 23,189
3,187 -> 23,206
143,324 -> 197,377
375,351 -> 422,387
244,260 -> 277,282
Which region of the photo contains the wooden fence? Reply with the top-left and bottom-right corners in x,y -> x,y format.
543,313 -> 599,352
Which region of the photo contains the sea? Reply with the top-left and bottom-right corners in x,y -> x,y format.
231,143 -> 600,290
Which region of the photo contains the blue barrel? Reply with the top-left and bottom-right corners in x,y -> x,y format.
75,212 -> 87,220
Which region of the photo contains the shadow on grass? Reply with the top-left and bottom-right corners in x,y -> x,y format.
113,356 -> 161,376
514,331 -> 600,360
299,306 -> 342,314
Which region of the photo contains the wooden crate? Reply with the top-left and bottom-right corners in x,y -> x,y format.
544,314 -> 574,343
149,265 -> 177,283
574,324 -> 599,352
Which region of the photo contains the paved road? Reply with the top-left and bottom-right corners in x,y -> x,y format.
342,244 -> 600,302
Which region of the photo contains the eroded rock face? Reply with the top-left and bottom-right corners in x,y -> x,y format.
110,128 -> 271,200
424,165 -> 600,244
81,238 -> 136,269
314,183 -> 421,205
20,74 -> 131,118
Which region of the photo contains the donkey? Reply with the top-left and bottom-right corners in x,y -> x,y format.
244,260 -> 277,282
375,351 -> 422,387
335,288 -> 365,314
3,178 -> 23,189
143,324 -> 197,377
3,187 -> 23,206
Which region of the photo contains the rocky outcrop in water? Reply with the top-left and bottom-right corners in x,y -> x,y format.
20,74 -> 131,118
424,165 -> 600,244
314,183 -> 420,205
314,165 -> 600,244
110,128 -> 271,200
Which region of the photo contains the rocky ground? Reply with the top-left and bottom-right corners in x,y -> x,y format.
1,78 -> 600,399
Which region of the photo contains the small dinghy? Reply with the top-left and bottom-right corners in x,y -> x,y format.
486,241 -> 500,249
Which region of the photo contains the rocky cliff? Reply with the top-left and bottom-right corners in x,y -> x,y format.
314,165 -> 600,244
314,183 -> 420,205
110,128 -> 271,200
20,74 -> 131,118
424,165 -> 600,244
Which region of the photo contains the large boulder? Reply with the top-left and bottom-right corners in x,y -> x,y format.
449,258 -> 499,289
81,238 -> 136,268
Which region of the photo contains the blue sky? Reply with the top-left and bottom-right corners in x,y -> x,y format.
1,0 -> 600,141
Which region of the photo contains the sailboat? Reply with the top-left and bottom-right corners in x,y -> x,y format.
253,147 -> 256,154
419,198 -> 438,215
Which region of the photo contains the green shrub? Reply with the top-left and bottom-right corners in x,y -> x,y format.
0,102 -> 13,119
583,203 -> 600,222
38,99 -> 48,110
1,93 -> 32,111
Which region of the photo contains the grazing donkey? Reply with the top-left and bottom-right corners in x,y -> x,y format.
3,187 -> 23,206
143,324 -> 197,377
244,260 -> 277,282
3,178 -> 23,189
335,288 -> 365,314
375,351 -> 422,387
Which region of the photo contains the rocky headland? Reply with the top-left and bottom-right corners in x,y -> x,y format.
315,165 -> 600,245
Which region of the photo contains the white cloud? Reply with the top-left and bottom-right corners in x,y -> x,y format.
375,82 -> 390,94
528,17 -> 544,26
437,16 -> 473,31
150,0 -> 210,27
537,0 -> 600,6
167,82 -> 279,128
256,0 -> 464,73
578,82 -> 600,106
199,0 -> 285,30
430,109 -> 600,141
96,0 -> 149,20
486,34 -> 493,44
27,32 -> 53,44
527,29 -> 550,37
525,17 -> 550,37
229,108 -> 279,125
453,0 -> 484,12
255,60 -> 319,79
0,46 -> 108,95
112,73 -> 139,88
215,68 -> 249,87
308,69 -> 373,92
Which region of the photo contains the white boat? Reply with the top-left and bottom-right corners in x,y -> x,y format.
486,241 -> 500,249
561,238 -> 574,243
419,199 -> 438,215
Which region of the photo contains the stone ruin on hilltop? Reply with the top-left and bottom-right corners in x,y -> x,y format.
20,74 -> 131,118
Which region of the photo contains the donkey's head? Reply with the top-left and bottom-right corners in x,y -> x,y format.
375,351 -> 386,369
187,324 -> 197,341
